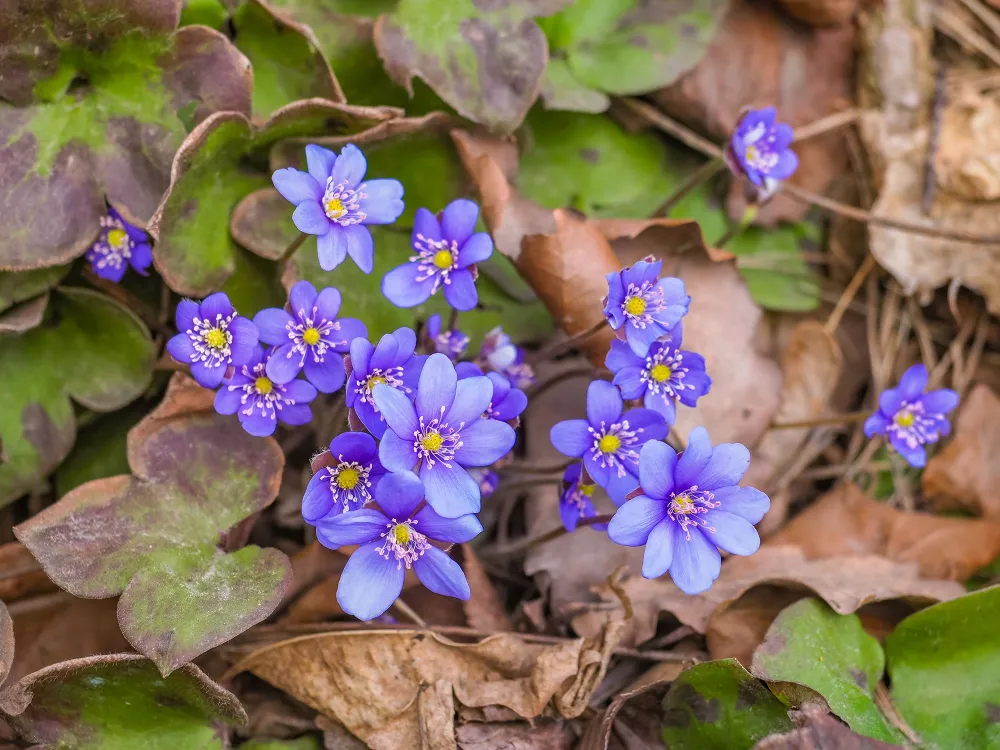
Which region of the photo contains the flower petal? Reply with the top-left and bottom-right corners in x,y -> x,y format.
200,292 -> 235,321
239,408 -> 277,437
358,179 -> 404,223
301,471 -> 334,523
624,321 -> 666,357
605,339 -> 639,372
445,375 -> 492,426
675,426 -> 712,489
312,286 -> 341,322
272,167 -> 322,205
190,360 -> 225,389
417,353 -> 457,421
413,207 -> 442,243
584,451 -> 611,488
227,317 -> 259,367
420,463 -> 480,517
214,384 -> 242,415
328,431 -> 377,463
175,299 -> 199,331
370,332 -> 400,371
380,429 -> 417,472
373,383 -> 419,436
638,440 -> 677,500
265,343 -> 303,384
587,380 -> 623,428
349,336 -> 373,376
879,387 -> 902,417
336,541 -> 404,621
253,307 -> 294,345
644,391 -> 677,424
454,418 -> 515,467
412,506 -> 483,543
304,352 -> 346,393
382,262 -> 435,308
864,412 -> 889,438
414,546 -> 471,600
315,508 -> 387,547
702,509 -> 760,555
623,408 -> 667,443
393,327 -> 418,361
167,332 -> 195,364
898,364 -> 929,401
344,225 -> 375,274
889,433 -> 926,468
318,227 -> 348,271
333,318 -> 367,352
642,519 -> 675,579
306,144 -> 338,184
331,144 -> 367,189
440,198 -> 479,244
606,469 -> 641,506
698,442 -> 751,491
457,233 -> 492,267
770,149 -> 798,180
279,404 -> 313,426
550,420 -> 591,457
375,470 -> 426,519
669,527 -> 721,595
292,200 -> 331,235
613,366 -> 646,400
607,495 -> 668,546
920,388 -> 959,415
713,485 -> 770,524
443,269 -> 478,311
493,388 -> 527,421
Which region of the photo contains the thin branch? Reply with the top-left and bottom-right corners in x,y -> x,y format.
825,254 -> 876,335
479,513 -> 614,558
279,232 -> 308,263
769,412 -> 869,430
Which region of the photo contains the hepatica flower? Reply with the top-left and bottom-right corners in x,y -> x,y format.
85,207 -> 152,282
550,380 -> 667,504
456,362 -> 528,424
727,107 -> 798,197
167,293 -> 259,389
468,467 -> 499,498
215,346 -> 318,437
382,199 -> 493,311
302,432 -> 386,523
479,326 -> 536,389
272,144 -> 404,273
316,471 -> 482,620
253,281 -> 366,393
346,328 -> 425,438
604,257 -> 690,357
608,429 -> 769,595
373,353 -> 516,518
606,329 -> 711,424
559,463 -> 605,533
424,313 -> 469,360
864,364 -> 959,468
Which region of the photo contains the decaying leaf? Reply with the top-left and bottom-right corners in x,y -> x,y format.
14,375 -> 292,675
0,601 -> 13,687
456,720 -> 574,750
752,707 -> 902,750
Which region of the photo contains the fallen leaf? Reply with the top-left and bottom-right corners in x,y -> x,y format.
459,545 -> 513,632
923,384 -> 1000,518
456,720 -> 574,750
15,374 -> 292,675
0,602 -> 12,687
0,295 -> 48,335
752,708 -> 902,749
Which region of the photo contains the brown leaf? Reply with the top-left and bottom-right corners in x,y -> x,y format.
0,294 -> 47,334
777,0 -> 857,26
456,720 -> 574,750
753,707 -> 902,749
923,384 -> 1000,518
0,601 -> 12,688
459,545 -> 513,632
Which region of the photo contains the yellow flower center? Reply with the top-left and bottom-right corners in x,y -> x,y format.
255,376 -> 273,395
673,494 -> 693,512
204,328 -> 227,350
324,197 -> 346,219
650,364 -> 672,382
433,249 -> 453,270
598,435 -> 621,454
578,483 -> 595,497
745,145 -> 759,163
368,375 -> 386,390
421,431 -> 444,452
393,524 -> 410,545
625,296 -> 646,316
894,411 -> 915,428
107,228 -> 128,249
336,467 -> 360,490
302,327 -> 321,346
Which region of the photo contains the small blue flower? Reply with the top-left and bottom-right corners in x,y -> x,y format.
559,463 -> 606,533
316,471 -> 482,621
167,293 -> 259,389
864,364 -> 959,468
603,257 -> 689,358
253,281 -> 367,394
381,199 -> 493,311
346,328 -> 426,439
478,326 -> 536,389
272,144 -> 404,273
456,362 -> 528,424
302,432 -> 386,523
550,380 -> 667,505
424,313 -> 469,360
605,325 -> 711,424
728,107 -> 798,196
85,207 -> 153,282
469,467 -> 499,498
214,345 -> 318,437
373,353 -> 516,518
608,428 -> 769,595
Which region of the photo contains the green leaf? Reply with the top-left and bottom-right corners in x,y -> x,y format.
15,376 -> 292,675
0,288 -> 155,507
538,59 -> 610,114
241,739 -> 323,750
0,266 -> 70,313
54,403 -> 148,498
0,654 -> 246,750
180,0 -> 229,28
662,659 -> 794,749
886,586 -> 1000,749
751,598 -> 903,743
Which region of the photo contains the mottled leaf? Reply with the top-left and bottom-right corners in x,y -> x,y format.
0,294 -> 49,335
661,659 -> 794,750
539,59 -> 610,113
751,599 -> 904,743
0,654 -> 246,749
886,587 -> 1000,750
0,266 -> 69,314
54,404 -> 149,498
0,288 -> 155,508
14,375 -> 292,675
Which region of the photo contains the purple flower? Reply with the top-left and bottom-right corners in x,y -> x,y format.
346,328 -> 425,439
456,362 -> 527,424
85,207 -> 153,282
550,380 -> 668,505
608,428 -> 769,594
603,257 -> 689,358
864,364 -> 959,468
728,107 -> 798,196
559,463 -> 606,533
316,471 -> 482,620
424,313 -> 469,360
253,281 -> 366,394
214,345 -> 318,436
167,293 -> 259,389
373,353 -> 516,518
478,326 -> 536,389
302,432 -> 386,523
605,326 -> 711,424
381,200 -> 493,311
272,144 -> 404,273
468,467 -> 499,498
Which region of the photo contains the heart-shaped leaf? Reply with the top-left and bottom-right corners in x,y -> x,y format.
0,288 -> 155,507
0,1 -> 252,270
15,374 -> 292,675
0,653 -> 246,749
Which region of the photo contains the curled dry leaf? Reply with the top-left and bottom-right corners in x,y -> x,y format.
923,384 -> 1000,518
230,623 -> 623,750
456,720 -> 574,750
459,545 -> 513,632
14,374 -> 292,676
0,601 -> 12,687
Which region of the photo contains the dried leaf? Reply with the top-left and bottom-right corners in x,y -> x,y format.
0,602 -> 12,687
752,709 -> 902,749
460,545 -> 513,632
456,720 -> 573,749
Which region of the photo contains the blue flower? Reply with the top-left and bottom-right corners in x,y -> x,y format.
85,207 -> 152,282
373,353 -> 516,518
302,432 -> 386,523
550,380 -> 667,505
605,326 -> 711,424
381,199 -> 493,311
424,313 -> 469,360
864,364 -> 959,468
315,471 -> 482,620
608,428 -> 769,594
559,463 -> 606,533
214,345 -> 318,437
478,326 -> 536,389
346,328 -> 425,439
456,362 -> 528,424
728,107 -> 798,195
167,293 -> 259,389
272,144 -> 404,273
468,467 -> 499,498
603,257 -> 689,357
253,281 -> 367,394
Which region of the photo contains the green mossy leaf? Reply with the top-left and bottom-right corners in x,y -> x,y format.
0,266 -> 70,313
241,738 -> 323,750
180,0 -> 229,28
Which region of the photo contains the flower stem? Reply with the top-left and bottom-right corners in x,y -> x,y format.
279,232 -> 308,264
529,318 -> 608,364
480,513 -> 614,559
498,457 -> 576,476
447,308 -> 460,331
713,205 -> 758,249
654,157 -> 726,217
769,411 -> 869,430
